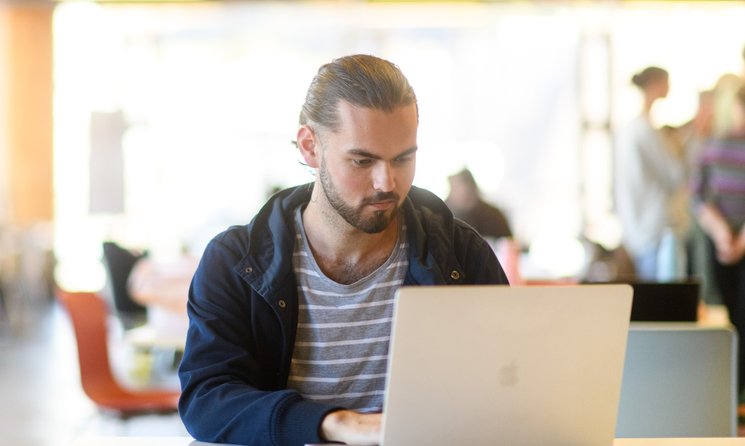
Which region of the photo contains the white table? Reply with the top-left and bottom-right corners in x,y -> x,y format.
71,437 -> 745,446
615,441 -> 745,446
72,438 -> 225,446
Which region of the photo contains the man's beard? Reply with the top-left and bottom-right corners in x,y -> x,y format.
319,161 -> 399,234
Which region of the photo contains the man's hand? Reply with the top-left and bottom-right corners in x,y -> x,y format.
697,203 -> 742,264
719,226 -> 745,265
320,410 -> 382,445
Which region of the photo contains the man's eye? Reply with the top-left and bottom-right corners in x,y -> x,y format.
352,159 -> 372,167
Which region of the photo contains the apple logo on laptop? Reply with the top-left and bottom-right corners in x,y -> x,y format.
499,360 -> 519,387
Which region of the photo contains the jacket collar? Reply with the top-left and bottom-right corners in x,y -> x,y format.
237,183 -> 462,294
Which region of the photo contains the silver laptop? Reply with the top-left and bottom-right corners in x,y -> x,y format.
616,323 -> 737,437
380,284 -> 633,446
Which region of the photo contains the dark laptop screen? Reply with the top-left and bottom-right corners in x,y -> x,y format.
582,280 -> 700,322
627,282 -> 700,322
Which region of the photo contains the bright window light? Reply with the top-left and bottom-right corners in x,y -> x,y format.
53,2 -> 745,288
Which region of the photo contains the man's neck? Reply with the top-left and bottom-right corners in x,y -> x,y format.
302,192 -> 400,284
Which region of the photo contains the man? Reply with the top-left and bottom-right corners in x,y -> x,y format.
178,54 -> 509,446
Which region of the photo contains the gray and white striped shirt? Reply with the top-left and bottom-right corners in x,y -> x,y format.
288,207 -> 408,412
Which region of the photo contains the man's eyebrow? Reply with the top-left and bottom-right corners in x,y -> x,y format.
348,146 -> 419,159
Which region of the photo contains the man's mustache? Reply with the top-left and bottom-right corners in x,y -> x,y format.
361,192 -> 400,205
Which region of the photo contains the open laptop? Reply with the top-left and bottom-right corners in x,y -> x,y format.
380,284 -> 633,446
616,324 -> 737,437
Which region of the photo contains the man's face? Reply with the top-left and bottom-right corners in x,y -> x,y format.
315,100 -> 418,234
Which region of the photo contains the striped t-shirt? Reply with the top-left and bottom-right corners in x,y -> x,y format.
288,207 -> 408,412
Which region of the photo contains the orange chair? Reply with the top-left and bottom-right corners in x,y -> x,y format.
57,289 -> 180,417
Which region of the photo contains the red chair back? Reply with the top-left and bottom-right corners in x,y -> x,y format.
57,289 -> 179,415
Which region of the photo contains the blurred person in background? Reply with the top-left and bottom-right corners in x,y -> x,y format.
445,167 -> 512,242
677,76 -> 736,303
445,167 -> 521,283
692,83 -> 745,395
615,66 -> 686,281
674,44 -> 745,302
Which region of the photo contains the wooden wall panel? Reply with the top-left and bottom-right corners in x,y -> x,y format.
5,3 -> 54,226
0,7 -> 9,223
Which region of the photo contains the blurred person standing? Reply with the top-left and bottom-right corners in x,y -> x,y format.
692,83 -> 745,394
678,76 -> 739,303
615,66 -> 686,280
676,45 -> 745,300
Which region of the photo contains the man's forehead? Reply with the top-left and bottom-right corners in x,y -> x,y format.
334,100 -> 373,122
334,100 -> 416,120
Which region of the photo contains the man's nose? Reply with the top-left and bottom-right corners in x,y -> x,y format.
372,162 -> 395,192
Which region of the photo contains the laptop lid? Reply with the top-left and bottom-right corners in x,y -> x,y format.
380,284 -> 633,446
616,324 -> 737,437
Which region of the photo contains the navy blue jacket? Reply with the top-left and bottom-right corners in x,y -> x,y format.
178,184 -> 509,446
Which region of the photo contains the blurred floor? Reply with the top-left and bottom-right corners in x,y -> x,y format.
0,299 -> 187,446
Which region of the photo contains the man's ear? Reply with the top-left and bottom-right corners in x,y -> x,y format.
297,125 -> 320,168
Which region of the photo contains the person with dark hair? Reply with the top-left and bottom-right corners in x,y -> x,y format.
178,54 -> 509,446
445,167 -> 512,241
615,66 -> 685,280
692,83 -> 745,394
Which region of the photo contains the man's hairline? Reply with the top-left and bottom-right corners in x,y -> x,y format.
306,99 -> 419,137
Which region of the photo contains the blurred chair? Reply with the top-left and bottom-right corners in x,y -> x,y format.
56,289 -> 180,417
616,324 -> 737,437
102,241 -> 148,330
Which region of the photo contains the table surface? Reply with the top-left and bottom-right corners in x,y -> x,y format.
71,437 -> 745,446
